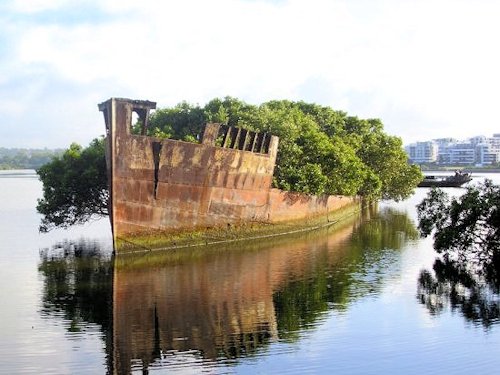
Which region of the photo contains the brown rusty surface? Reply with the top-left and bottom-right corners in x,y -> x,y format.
111,215 -> 360,370
99,98 -> 357,251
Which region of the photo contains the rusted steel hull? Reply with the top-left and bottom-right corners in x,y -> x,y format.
99,98 -> 358,252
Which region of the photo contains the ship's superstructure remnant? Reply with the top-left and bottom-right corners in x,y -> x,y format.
99,98 -> 357,252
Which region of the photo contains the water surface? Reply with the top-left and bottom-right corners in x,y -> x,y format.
0,170 -> 499,374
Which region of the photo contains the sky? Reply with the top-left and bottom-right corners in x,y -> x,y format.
1,0 -> 499,148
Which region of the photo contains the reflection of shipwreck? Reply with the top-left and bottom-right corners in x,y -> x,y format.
99,98 -> 358,252
38,205 -> 419,373
112,214 -> 362,373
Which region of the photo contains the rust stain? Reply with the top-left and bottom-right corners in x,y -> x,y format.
99,98 -> 358,252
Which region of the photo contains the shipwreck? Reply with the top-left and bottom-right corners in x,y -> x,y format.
99,98 -> 359,252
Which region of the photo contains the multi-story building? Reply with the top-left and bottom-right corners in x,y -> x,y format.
433,138 -> 456,164
406,134 -> 500,166
448,142 -> 475,165
475,143 -> 498,166
405,141 -> 438,164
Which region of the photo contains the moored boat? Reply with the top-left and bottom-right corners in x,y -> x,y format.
417,171 -> 472,188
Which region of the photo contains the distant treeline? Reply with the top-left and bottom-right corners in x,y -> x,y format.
418,163 -> 500,172
0,147 -> 63,170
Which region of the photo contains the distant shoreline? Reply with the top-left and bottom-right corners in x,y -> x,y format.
420,167 -> 500,173
0,168 -> 36,172
466,169 -> 500,173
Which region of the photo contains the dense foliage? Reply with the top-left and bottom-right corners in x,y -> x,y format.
416,181 -> 500,327
37,97 -> 421,230
417,180 -> 500,281
36,138 -> 108,232
147,97 -> 422,200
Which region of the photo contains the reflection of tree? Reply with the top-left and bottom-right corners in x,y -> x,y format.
416,181 -> 500,329
38,239 -> 114,372
417,258 -> 500,329
39,240 -> 113,329
274,206 -> 418,339
352,206 -> 419,252
37,206 -> 418,373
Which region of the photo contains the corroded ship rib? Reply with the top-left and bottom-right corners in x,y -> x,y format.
99,98 -> 358,252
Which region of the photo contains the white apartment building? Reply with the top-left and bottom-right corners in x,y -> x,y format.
433,138 -> 456,164
405,141 -> 438,163
475,143 -> 498,165
448,142 -> 475,165
406,134 -> 500,165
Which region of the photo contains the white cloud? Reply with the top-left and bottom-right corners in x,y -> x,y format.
2,0 -> 500,147
8,0 -> 73,13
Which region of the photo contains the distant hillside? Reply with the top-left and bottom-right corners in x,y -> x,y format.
0,147 -> 63,170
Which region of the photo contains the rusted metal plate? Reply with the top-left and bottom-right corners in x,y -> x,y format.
99,98 -> 357,251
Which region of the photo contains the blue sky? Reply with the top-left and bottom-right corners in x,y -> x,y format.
1,0 -> 499,148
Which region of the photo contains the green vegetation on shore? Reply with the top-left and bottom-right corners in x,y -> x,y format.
416,181 -> 500,327
417,180 -> 500,281
37,139 -> 108,232
37,97 -> 422,231
417,163 -> 500,172
0,147 -> 63,170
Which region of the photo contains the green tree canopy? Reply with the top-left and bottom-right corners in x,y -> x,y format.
172,97 -> 421,199
37,98 -> 422,231
416,182 -> 500,328
417,180 -> 500,280
37,138 -> 108,232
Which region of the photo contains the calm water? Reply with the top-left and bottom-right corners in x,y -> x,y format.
1,170 -> 499,374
